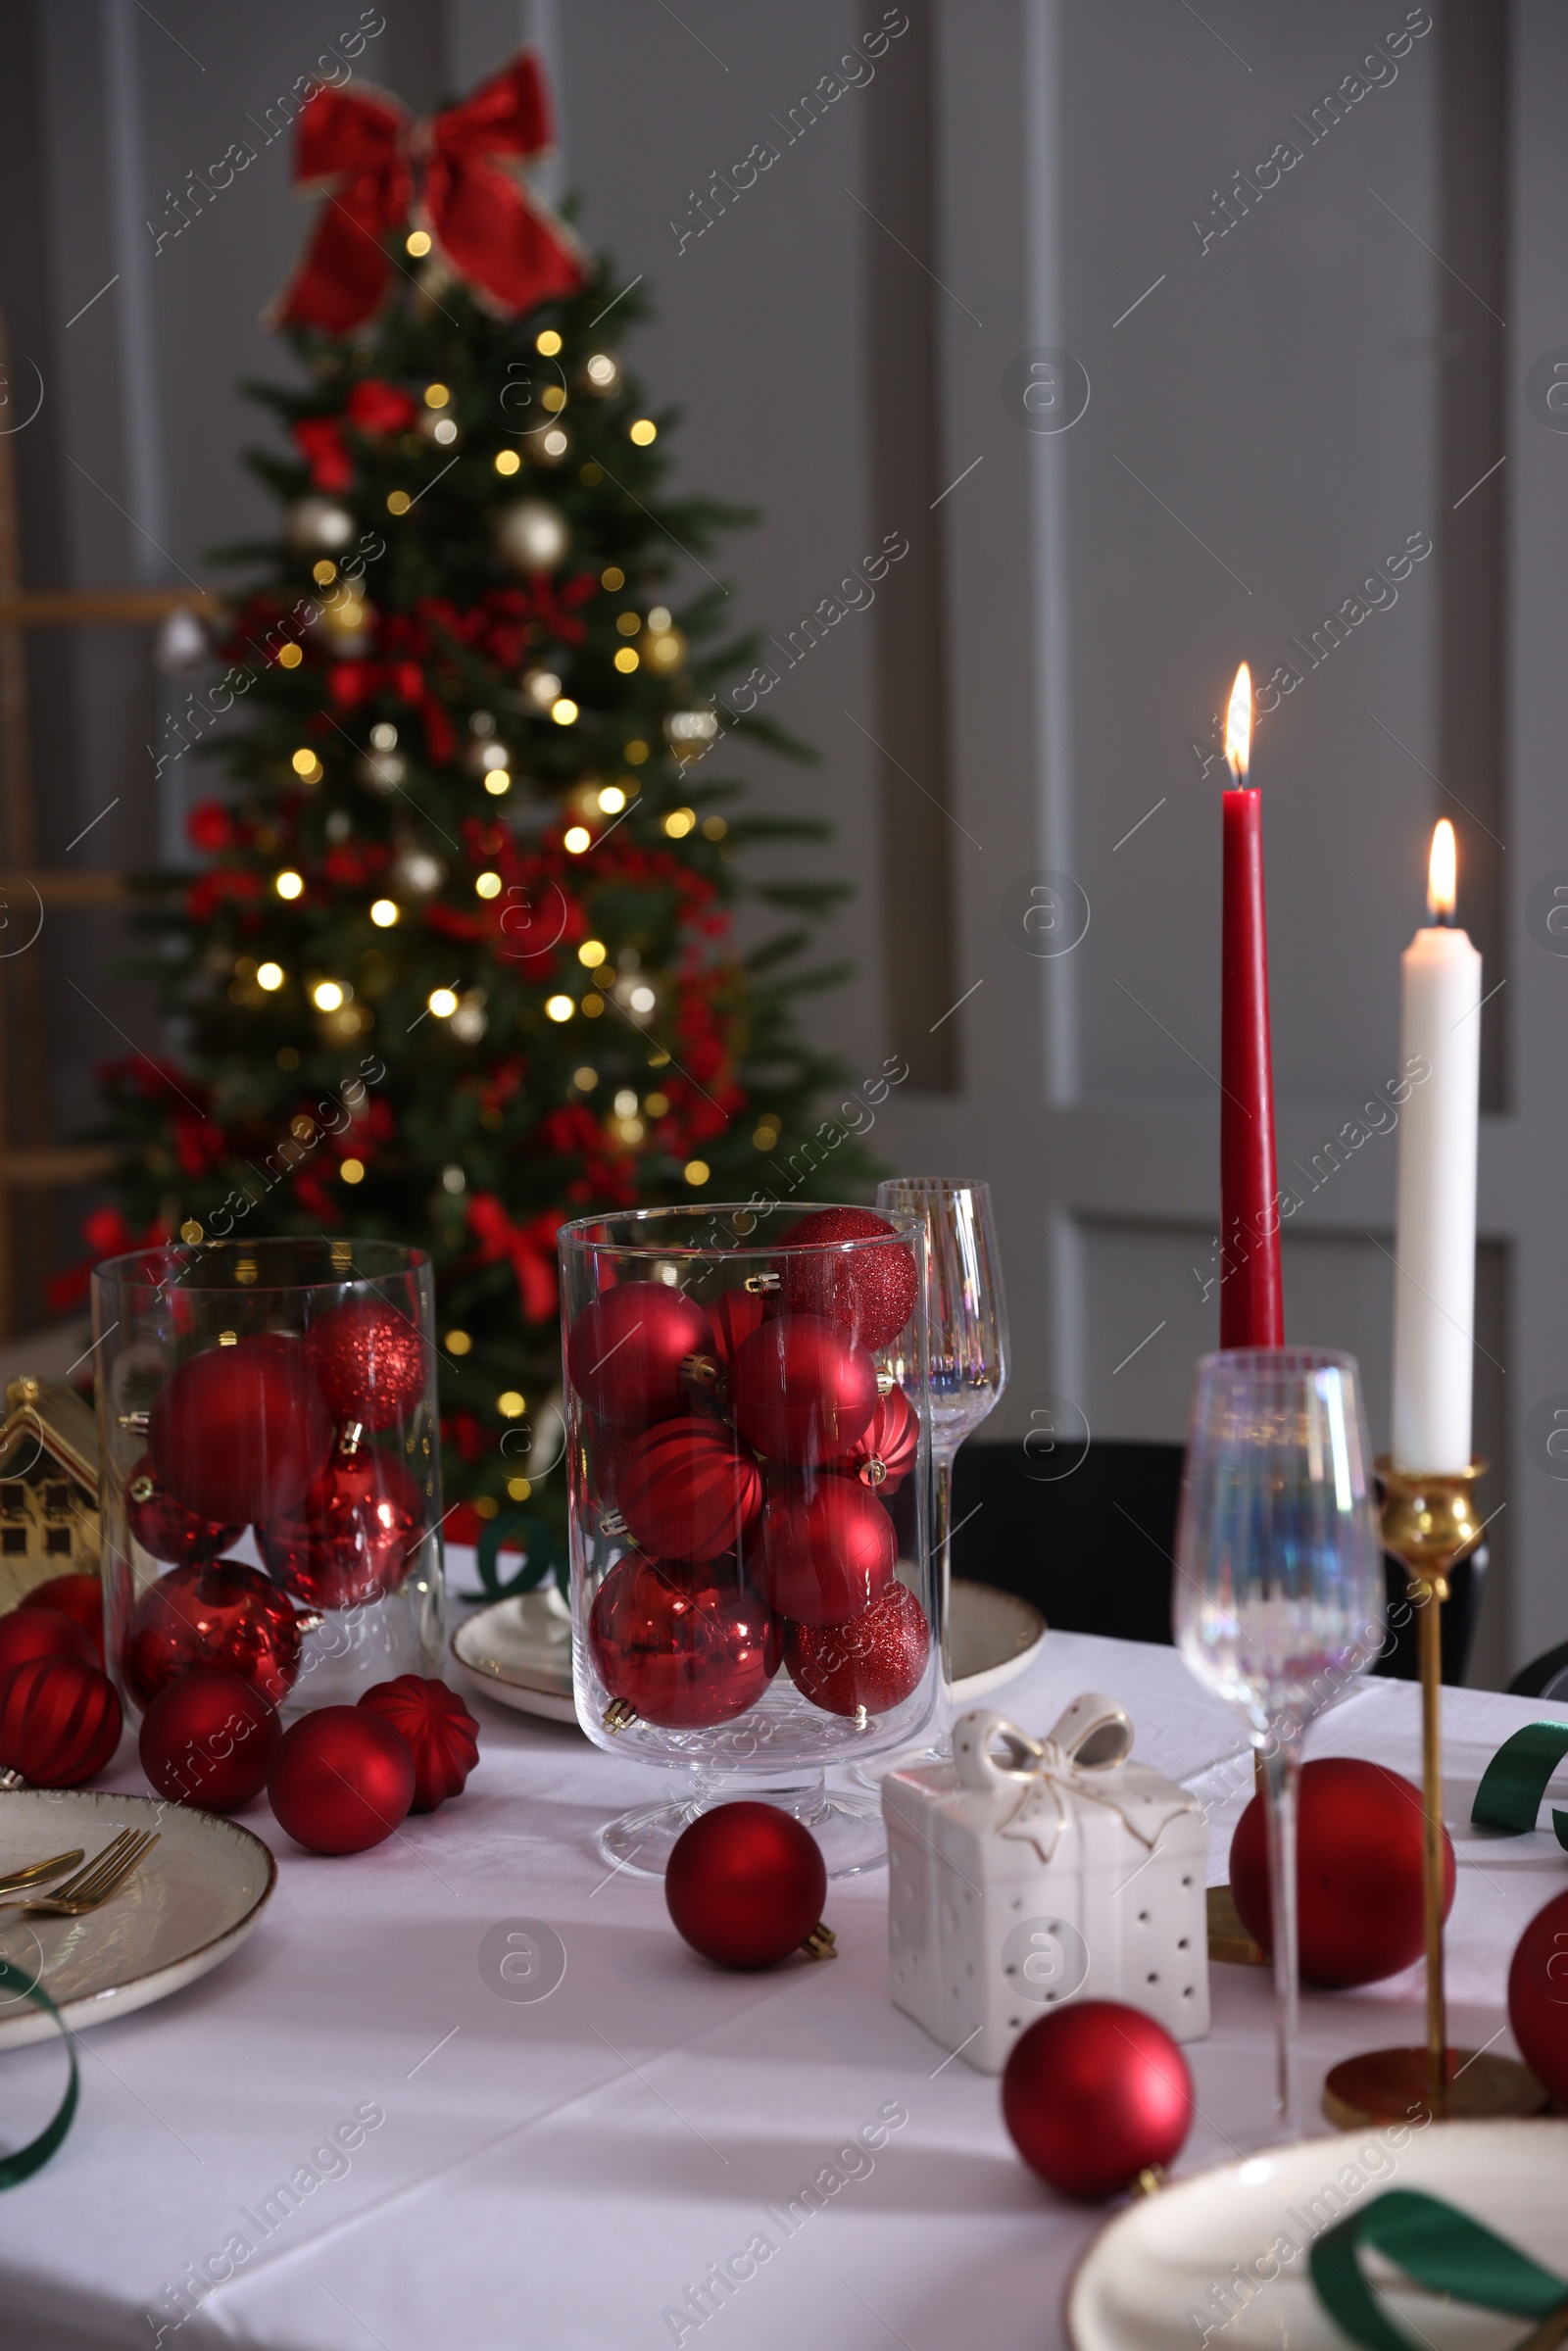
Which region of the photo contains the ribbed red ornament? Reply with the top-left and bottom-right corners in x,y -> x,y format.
149,1336 -> 335,1523
1508,1887 -> 1568,2107
309,1298 -> 428,1430
665,1802 -> 828,1969
0,1653 -> 122,1788
0,1605 -> 96,1680
830,1384 -> 918,1492
125,1559 -> 305,1709
359,1676 -> 480,1812
774,1207 -> 917,1348
258,1444 -> 423,1610
125,1451 -> 241,1567
137,1667 -> 280,1811
566,1281 -> 712,1426
751,1478 -> 895,1625
613,1416 -> 762,1562
20,1573 -> 107,1666
268,1705 -> 416,1854
785,1579 -> 929,1716
589,1556 -> 774,1729
1003,2002 -> 1193,2199
728,1313 -> 878,1465
707,1288 -> 769,1367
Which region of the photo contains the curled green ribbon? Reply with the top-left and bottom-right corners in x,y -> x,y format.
0,1956 -> 78,2188
1311,2189 -> 1568,2351
461,1510 -> 569,1605
1471,1720 -> 1568,1850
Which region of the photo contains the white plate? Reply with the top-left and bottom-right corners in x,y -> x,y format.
0,1789 -> 275,2051
452,1590 -> 580,1725
949,1578 -> 1047,1696
1067,2120 -> 1568,2351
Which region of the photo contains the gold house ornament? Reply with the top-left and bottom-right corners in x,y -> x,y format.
0,1375 -> 102,1612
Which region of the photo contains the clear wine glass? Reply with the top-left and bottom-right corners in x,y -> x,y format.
1174,1347 -> 1384,2133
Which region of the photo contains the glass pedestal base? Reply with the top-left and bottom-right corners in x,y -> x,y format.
596,1773 -> 887,1881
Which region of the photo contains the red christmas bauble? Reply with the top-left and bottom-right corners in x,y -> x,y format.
21,1573 -> 107,1666
665,1801 -> 828,1968
707,1289 -> 769,1367
751,1478 -> 895,1625
1229,1758 -> 1455,1988
566,1281 -> 712,1427
137,1667 -> 280,1811
125,1451 -> 240,1567
1003,2001 -> 1193,2199
359,1676 -> 479,1812
257,1444 -> 423,1610
0,1654 -> 122,1788
831,1384 -> 919,1492
775,1206 -> 918,1349
614,1416 -> 762,1563
149,1337 -> 334,1523
125,1559 -> 305,1709
268,1705 -> 415,1854
309,1298 -> 428,1430
728,1314 -> 878,1465
1507,1887 -> 1568,2107
589,1556 -> 773,1729
0,1605 -> 96,1680
785,1580 -> 930,1716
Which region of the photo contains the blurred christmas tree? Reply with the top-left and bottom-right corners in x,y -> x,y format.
84,56 -> 870,1539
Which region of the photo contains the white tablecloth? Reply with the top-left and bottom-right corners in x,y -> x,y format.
3,1602 -> 1566,2351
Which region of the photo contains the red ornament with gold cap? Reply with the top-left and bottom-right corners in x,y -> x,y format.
589,1556 -> 776,1732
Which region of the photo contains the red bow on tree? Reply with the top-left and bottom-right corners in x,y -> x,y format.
270,51 -> 588,336
466,1195 -> 565,1323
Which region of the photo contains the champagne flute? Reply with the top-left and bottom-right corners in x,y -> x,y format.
1174,1348 -> 1384,2132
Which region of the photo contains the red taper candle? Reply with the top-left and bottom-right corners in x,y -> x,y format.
1219,663 -> 1284,1346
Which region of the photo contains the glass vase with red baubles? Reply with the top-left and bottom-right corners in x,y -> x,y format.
561,1204 -> 936,1880
92,1239 -> 444,1724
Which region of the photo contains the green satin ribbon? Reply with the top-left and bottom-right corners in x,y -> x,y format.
1311,2189 -> 1568,2351
460,1511 -> 569,1605
1471,1720 -> 1568,1850
0,1957 -> 78,2188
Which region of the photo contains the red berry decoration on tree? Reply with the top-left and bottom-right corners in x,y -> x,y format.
360,1676 -> 480,1812
138,1668 -> 280,1812
751,1478 -> 895,1626
21,1573 -> 107,1666
1229,1758 -> 1454,1988
706,1288 -> 769,1368
775,1207 -> 918,1349
125,1559 -> 306,1709
1003,2001 -> 1193,2199
665,1801 -> 834,1968
614,1416 -> 762,1563
1507,1887 -> 1568,2107
125,1452 -> 241,1568
269,1705 -> 416,1854
785,1581 -> 930,1717
566,1281 -> 712,1427
729,1314 -> 878,1465
831,1384 -> 918,1492
0,1605 -> 96,1680
258,1440 -> 423,1610
589,1556 -> 774,1730
309,1298 -> 428,1430
0,1654 -> 122,1788
149,1336 -> 334,1523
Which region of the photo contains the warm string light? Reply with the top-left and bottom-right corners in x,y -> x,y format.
1427,818 -> 1457,923
1224,661 -> 1252,785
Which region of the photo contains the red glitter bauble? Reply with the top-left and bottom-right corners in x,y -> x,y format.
589,1556 -> 773,1729
614,1416 -> 762,1563
831,1384 -> 919,1492
309,1298 -> 428,1430
707,1289 -> 769,1367
0,1605 -> 96,1680
567,1281 -> 712,1429
665,1802 -> 828,1969
20,1574 -> 106,1666
1508,1888 -> 1568,2107
125,1451 -> 240,1568
1230,1758 -> 1454,1989
728,1314 -> 878,1465
257,1445 -> 423,1610
751,1478 -> 895,1625
1003,2001 -> 1193,2199
774,1207 -> 918,1349
0,1653 -> 122,1788
785,1580 -> 930,1716
125,1559 -> 305,1709
360,1676 -> 479,1812
138,1667 -> 280,1811
149,1337 -> 334,1524
268,1705 -> 415,1855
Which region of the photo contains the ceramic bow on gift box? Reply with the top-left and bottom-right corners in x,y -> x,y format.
883,1692 -> 1210,2075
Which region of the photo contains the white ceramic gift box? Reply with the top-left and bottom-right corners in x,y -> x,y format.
883,1692 -> 1210,2075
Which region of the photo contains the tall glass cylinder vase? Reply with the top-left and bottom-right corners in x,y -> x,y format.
93,1239 -> 445,1720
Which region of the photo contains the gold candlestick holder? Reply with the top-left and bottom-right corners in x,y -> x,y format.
1322,1458 -> 1546,2128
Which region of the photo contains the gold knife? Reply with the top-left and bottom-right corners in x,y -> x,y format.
0,1848 -> 85,1894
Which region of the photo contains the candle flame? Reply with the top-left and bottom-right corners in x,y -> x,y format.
1224,663 -> 1251,784
1428,819 -> 1457,920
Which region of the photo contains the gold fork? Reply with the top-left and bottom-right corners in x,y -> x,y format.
0,1829 -> 159,1917
0,1849 -> 84,1896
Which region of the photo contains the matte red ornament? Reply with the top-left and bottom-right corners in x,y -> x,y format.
309,1298 -> 428,1430
785,1580 -> 930,1717
0,1605 -> 96,1680
137,1668 -> 280,1812
125,1559 -> 305,1710
0,1654 -> 122,1788
360,1676 -> 480,1812
706,1288 -> 768,1367
751,1478 -> 895,1626
728,1314 -> 878,1465
566,1281 -> 712,1426
589,1556 -> 773,1729
665,1801 -> 829,1968
614,1416 -> 762,1563
1507,1887 -> 1568,2107
268,1705 -> 415,1855
258,1443 -> 423,1610
125,1451 -> 241,1568
774,1206 -> 918,1349
21,1574 -> 107,1666
149,1337 -> 335,1524
1003,2000 -> 1193,2199
1229,1758 -> 1454,1989
831,1384 -> 918,1492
